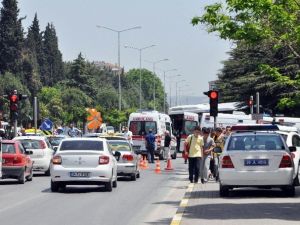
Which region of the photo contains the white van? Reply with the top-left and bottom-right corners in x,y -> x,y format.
128,110 -> 176,159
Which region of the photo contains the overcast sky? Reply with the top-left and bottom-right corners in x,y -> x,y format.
18,0 -> 231,100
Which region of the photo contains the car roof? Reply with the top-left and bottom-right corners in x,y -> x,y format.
14,136 -> 47,140
61,137 -> 107,142
1,140 -> 18,144
276,131 -> 298,135
231,131 -> 282,137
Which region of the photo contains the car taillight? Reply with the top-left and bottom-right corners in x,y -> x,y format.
122,154 -> 134,161
99,155 -> 110,165
221,156 -> 234,168
39,140 -> 47,149
52,155 -> 62,165
279,155 -> 293,168
13,156 -> 23,164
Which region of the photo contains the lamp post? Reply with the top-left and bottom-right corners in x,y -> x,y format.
145,59 -> 169,110
112,68 -> 121,110
161,69 -> 177,113
178,84 -> 190,105
96,25 -> 141,111
175,79 -> 186,106
167,74 -> 181,107
124,44 -> 156,110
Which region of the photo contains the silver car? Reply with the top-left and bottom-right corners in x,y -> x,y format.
107,139 -> 140,181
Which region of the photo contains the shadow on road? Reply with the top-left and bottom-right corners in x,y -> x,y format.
41,185 -> 110,194
145,217 -> 172,225
0,180 -> 20,185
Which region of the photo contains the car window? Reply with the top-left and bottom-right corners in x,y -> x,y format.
19,140 -> 41,149
48,137 -> 64,146
227,135 -> 286,151
108,141 -> 131,152
2,143 -> 16,154
292,135 -> 300,147
60,140 -> 103,151
18,143 -> 25,154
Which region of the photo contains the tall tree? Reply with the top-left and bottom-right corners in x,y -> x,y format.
0,0 -> 24,74
42,23 -> 64,86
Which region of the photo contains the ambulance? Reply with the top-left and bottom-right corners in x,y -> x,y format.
128,110 -> 176,159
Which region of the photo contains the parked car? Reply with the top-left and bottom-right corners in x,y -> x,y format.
107,139 -> 140,180
14,136 -> 54,176
1,140 -> 33,184
50,138 -> 118,192
219,125 -> 296,197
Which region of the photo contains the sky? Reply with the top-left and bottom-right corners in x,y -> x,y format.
18,0 -> 231,103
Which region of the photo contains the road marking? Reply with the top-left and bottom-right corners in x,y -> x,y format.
170,183 -> 194,225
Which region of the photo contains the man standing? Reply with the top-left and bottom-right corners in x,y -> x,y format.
123,126 -> 133,145
164,131 -> 171,161
200,128 -> 215,183
184,126 -> 204,183
145,129 -> 156,163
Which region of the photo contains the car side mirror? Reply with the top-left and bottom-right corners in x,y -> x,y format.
213,147 -> 222,154
53,146 -> 58,152
113,151 -> 121,161
289,146 -> 297,152
25,150 -> 33,155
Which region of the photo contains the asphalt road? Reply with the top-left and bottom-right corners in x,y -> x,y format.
0,157 -> 188,225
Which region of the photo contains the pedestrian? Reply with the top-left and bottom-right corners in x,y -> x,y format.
184,126 -> 204,183
145,129 -> 156,163
123,126 -> 133,145
200,127 -> 215,183
20,128 -> 27,136
164,130 -> 171,161
212,127 -> 225,179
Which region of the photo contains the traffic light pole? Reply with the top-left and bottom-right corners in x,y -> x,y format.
214,116 -> 217,130
13,119 -> 17,138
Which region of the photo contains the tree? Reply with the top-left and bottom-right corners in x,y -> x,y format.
0,0 -> 24,74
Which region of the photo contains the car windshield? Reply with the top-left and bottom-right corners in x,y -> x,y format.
48,137 -> 64,146
60,140 -> 103,151
227,134 -> 286,151
108,141 -> 131,152
2,143 -> 16,154
19,140 -> 42,149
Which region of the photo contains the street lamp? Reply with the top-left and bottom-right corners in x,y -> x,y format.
145,58 -> 169,110
175,79 -> 186,106
96,25 -> 141,111
178,84 -> 190,105
124,44 -> 156,110
112,68 -> 121,110
166,74 -> 181,107
159,68 -> 177,113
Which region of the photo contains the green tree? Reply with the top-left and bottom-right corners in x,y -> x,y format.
0,0 -> 24,74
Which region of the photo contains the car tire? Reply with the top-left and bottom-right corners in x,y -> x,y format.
171,152 -> 177,159
294,165 -> 300,186
51,180 -> 59,192
159,154 -> 164,160
105,180 -> 113,192
136,171 -> 140,179
113,179 -> 117,188
26,168 -> 33,181
18,169 -> 26,184
219,184 -> 229,197
45,166 -> 51,176
282,186 -> 295,197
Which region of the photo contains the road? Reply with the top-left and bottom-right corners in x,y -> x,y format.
0,158 -> 188,225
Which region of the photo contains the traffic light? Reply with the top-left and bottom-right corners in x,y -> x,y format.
204,90 -> 219,117
9,93 -> 19,120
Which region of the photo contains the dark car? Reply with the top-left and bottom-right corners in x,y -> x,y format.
1,140 -> 34,184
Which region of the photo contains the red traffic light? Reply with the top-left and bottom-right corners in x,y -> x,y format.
10,94 -> 18,103
209,91 -> 218,99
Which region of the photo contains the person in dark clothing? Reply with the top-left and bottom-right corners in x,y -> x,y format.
145,129 -> 156,163
163,131 -> 172,160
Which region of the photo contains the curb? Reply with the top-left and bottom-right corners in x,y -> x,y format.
170,183 -> 194,225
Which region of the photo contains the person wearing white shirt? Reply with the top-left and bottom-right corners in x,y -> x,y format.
123,127 -> 133,145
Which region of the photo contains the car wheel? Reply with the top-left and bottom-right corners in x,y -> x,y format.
51,180 -> 59,192
136,171 -> 140,179
105,180 -> 113,192
294,165 -> 300,186
159,154 -> 164,160
26,168 -> 33,181
45,166 -> 51,176
282,186 -> 295,197
219,184 -> 229,197
18,169 -> 26,184
171,152 -> 177,159
130,173 -> 137,181
113,179 -> 117,188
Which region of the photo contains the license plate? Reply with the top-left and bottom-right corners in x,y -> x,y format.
69,172 -> 90,177
244,159 -> 269,166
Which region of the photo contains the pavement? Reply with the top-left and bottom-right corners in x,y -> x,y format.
176,179 -> 300,225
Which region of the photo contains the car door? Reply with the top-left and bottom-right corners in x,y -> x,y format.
291,134 -> 300,181
18,143 -> 32,174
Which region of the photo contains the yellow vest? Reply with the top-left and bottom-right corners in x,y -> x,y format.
186,135 -> 203,158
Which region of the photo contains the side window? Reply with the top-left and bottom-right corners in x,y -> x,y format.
107,143 -> 113,155
292,135 -> 300,147
46,140 -> 52,149
19,144 -> 25,154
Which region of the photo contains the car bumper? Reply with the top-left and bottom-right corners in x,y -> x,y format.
219,169 -> 294,186
117,163 -> 136,175
51,165 -> 112,183
32,158 -> 51,172
1,166 -> 24,179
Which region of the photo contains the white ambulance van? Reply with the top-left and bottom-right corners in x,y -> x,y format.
128,110 -> 176,159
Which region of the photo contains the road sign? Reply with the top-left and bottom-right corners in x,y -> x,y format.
252,114 -> 263,120
40,119 -> 53,131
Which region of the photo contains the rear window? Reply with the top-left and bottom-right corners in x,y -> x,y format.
108,141 -> 131,152
2,143 -> 16,154
60,140 -> 103,151
227,135 -> 286,151
48,137 -> 64,146
19,140 -> 42,149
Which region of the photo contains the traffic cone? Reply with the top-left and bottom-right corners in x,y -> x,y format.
139,156 -> 145,170
165,157 -> 174,171
144,157 -> 149,169
155,159 -> 161,174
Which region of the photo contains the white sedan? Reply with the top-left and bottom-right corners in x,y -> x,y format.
219,131 -> 295,197
50,138 -> 118,192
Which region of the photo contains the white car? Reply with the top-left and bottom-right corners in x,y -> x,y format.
219,131 -> 295,197
50,138 -> 118,192
276,130 -> 300,186
14,136 -> 54,176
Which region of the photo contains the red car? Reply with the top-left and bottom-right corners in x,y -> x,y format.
1,140 -> 34,184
